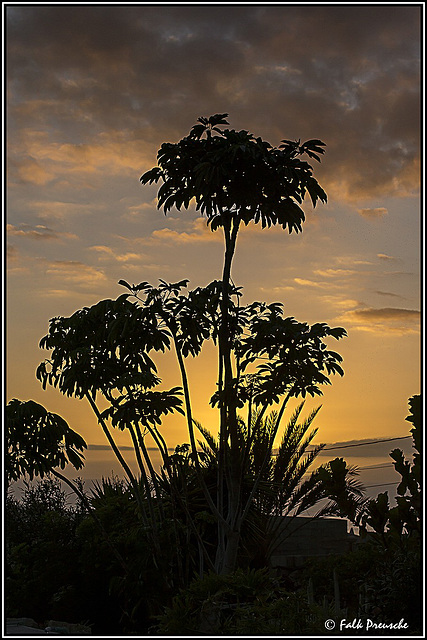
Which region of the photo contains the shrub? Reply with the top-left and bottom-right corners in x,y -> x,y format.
156,567 -> 328,635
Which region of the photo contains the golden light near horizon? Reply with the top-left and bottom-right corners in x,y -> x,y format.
6,5 -> 421,479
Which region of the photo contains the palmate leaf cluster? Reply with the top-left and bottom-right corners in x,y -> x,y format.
36,297 -> 170,399
141,113 -> 327,233
37,279 -> 346,437
6,399 -> 87,482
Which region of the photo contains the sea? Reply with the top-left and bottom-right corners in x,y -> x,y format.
7,435 -> 415,516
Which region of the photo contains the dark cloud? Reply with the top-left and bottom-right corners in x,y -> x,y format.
6,5 -> 421,200
7,223 -> 77,240
351,307 -> 419,321
374,290 -> 405,299
336,304 -> 420,335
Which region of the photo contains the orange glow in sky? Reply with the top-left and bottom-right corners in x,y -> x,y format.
6,5 -> 421,482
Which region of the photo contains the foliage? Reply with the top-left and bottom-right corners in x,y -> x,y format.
5,476 -> 166,634
36,275 -> 346,575
302,540 -> 422,632
5,479 -> 85,626
195,403 -> 365,567
302,395 -> 423,633
139,113 -> 342,573
6,399 -> 86,483
358,395 -> 421,542
141,113 -> 327,233
156,567 -> 327,635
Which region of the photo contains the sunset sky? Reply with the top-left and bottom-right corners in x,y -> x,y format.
6,4 -> 422,480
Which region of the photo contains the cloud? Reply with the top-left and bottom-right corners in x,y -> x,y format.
44,260 -> 107,286
351,307 -> 419,321
7,244 -> 18,261
335,256 -> 373,266
6,5 -> 420,202
313,268 -> 356,278
39,289 -> 85,299
8,129 -> 157,187
319,296 -> 362,311
388,271 -> 415,277
358,208 -> 388,219
374,290 -> 405,299
90,245 -> 146,263
338,306 -> 420,335
6,245 -> 31,275
124,201 -> 157,220
7,223 -> 78,241
294,277 -> 340,290
32,200 -> 102,222
377,253 -> 397,261
148,217 -> 222,245
260,285 -> 296,295
293,278 -> 324,288
9,156 -> 55,186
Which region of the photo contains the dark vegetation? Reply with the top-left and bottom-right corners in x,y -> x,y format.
6,396 -> 421,634
5,115 -> 422,634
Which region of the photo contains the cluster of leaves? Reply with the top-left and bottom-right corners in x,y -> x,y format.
235,302 -> 346,406
141,113 -> 327,233
126,280 -> 346,408
6,399 -> 86,482
200,403 -> 364,522
36,279 -> 346,444
358,395 -> 421,541
36,297 -> 170,398
156,404 -> 366,573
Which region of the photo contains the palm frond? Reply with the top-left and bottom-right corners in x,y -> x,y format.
194,420 -> 218,454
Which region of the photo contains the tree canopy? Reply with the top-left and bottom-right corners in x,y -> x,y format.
141,113 -> 327,233
6,399 -> 86,483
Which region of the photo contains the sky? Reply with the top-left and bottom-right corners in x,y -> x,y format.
5,4 -> 422,483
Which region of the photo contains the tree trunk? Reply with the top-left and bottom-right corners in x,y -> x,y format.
216,215 -> 242,575
219,528 -> 240,575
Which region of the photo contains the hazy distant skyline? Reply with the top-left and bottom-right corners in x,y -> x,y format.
6,4 -> 421,466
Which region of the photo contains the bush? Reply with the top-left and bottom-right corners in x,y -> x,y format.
5,476 -> 155,634
156,567 -> 328,635
6,478 -> 84,624
301,538 -> 422,633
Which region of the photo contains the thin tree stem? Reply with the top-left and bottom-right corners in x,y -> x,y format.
84,392 -> 146,517
173,334 -> 229,530
128,424 -> 156,530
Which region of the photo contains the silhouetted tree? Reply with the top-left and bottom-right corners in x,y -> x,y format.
36,114 -> 347,576
6,399 -> 128,573
139,114 -> 343,573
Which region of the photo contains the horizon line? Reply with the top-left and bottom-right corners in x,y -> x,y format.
87,434 -> 412,453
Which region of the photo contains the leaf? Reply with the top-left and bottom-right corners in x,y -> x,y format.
118,279 -> 132,291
